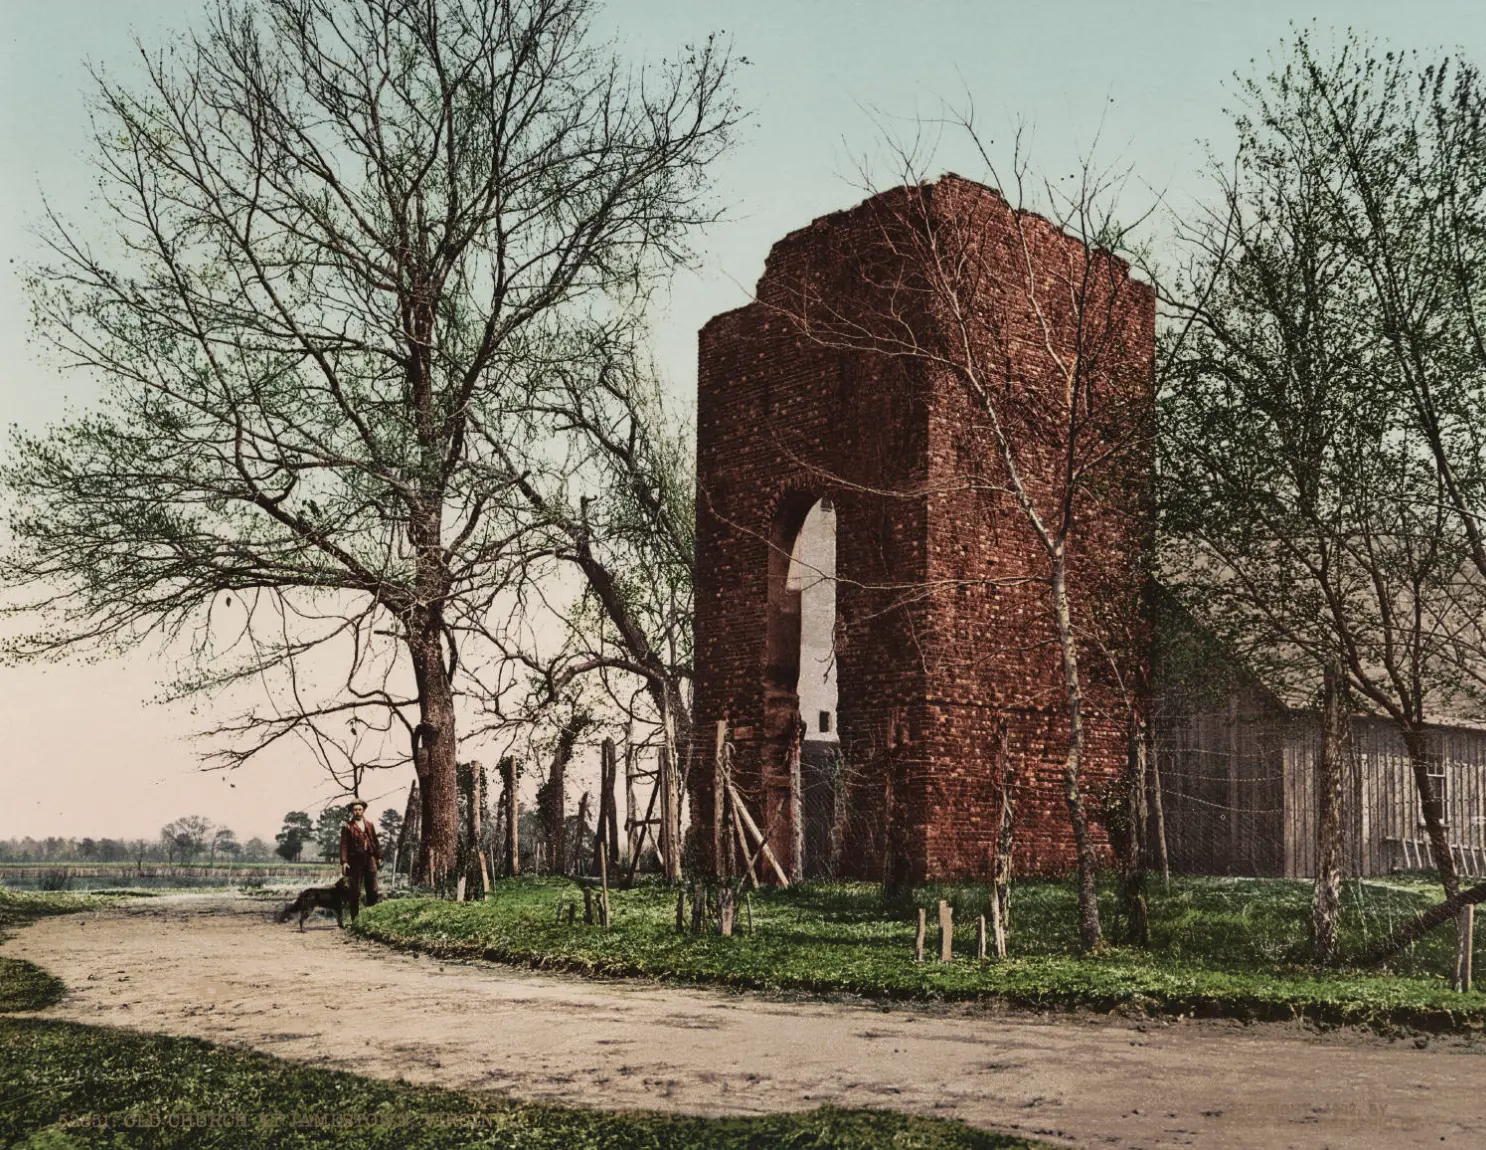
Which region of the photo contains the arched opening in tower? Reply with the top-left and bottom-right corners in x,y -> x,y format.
762,494 -> 838,879
787,497 -> 838,743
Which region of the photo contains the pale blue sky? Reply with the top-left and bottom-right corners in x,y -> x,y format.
3,0 -> 1484,841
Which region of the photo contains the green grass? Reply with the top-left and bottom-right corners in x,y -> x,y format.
354,874 -> 1486,1032
0,1016 -> 1040,1149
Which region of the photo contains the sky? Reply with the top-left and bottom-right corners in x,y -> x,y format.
3,0 -> 1485,844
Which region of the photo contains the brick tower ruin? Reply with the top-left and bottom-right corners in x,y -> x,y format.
692,176 -> 1154,883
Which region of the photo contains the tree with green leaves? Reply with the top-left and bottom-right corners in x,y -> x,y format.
1161,29 -> 1486,964
275,810 -> 313,863
159,815 -> 214,864
312,805 -> 347,863
0,0 -> 737,889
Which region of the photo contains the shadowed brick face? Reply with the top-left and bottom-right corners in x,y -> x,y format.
694,177 -> 1154,881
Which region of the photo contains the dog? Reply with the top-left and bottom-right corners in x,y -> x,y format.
275,877 -> 351,931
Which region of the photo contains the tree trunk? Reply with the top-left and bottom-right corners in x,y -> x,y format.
407,615 -> 459,890
499,757 -> 520,877
1361,878 -> 1486,964
539,713 -> 587,875
1119,713 -> 1150,947
1313,664 -> 1347,964
1403,729 -> 1460,899
1051,556 -> 1101,952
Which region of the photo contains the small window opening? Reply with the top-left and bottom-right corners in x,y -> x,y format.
818,711 -> 832,734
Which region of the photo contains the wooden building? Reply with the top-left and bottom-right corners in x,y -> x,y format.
1154,594 -> 1486,880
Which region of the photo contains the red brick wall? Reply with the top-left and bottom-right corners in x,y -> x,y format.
694,177 -> 1154,881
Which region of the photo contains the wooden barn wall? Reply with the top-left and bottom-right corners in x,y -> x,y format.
1281,719 -> 1486,880
1156,707 -> 1486,879
1152,699 -> 1289,877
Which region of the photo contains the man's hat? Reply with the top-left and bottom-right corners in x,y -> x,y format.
347,798 -> 367,811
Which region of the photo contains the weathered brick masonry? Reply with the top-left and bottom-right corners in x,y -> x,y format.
694,176 -> 1154,881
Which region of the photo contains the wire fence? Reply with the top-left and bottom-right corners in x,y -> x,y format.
1153,710 -> 1486,881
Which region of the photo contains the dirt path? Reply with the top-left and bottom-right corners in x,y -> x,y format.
5,894 -> 1484,1149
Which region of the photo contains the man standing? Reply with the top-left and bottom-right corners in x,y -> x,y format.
340,799 -> 382,920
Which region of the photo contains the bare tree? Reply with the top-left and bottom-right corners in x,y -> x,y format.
1,0 -> 737,886
464,334 -> 698,790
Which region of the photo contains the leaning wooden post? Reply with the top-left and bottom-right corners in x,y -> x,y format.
726,780 -> 791,887
915,907 -> 926,962
714,720 -> 727,879
939,900 -> 954,962
977,915 -> 987,961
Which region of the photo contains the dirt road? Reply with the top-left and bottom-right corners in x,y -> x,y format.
5,893 -> 1484,1148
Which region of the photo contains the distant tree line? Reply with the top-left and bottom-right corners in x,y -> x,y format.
0,822 -> 275,865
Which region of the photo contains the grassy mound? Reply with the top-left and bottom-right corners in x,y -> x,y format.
1,1016 -> 1040,1149
354,875 -> 1486,1032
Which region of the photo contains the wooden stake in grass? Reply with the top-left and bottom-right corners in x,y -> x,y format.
915,907 -> 926,962
977,914 -> 987,961
991,892 -> 1007,959
939,900 -> 953,963
1455,906 -> 1475,992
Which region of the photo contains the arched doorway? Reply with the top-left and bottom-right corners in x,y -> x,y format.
763,494 -> 837,877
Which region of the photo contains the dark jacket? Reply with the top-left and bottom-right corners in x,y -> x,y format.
340,818 -> 381,867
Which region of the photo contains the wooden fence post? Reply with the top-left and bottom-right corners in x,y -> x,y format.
915,907 -> 926,962
977,915 -> 987,961
1455,906 -> 1476,992
939,900 -> 953,962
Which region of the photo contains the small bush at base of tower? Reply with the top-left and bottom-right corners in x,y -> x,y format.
353,875 -> 1486,1033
